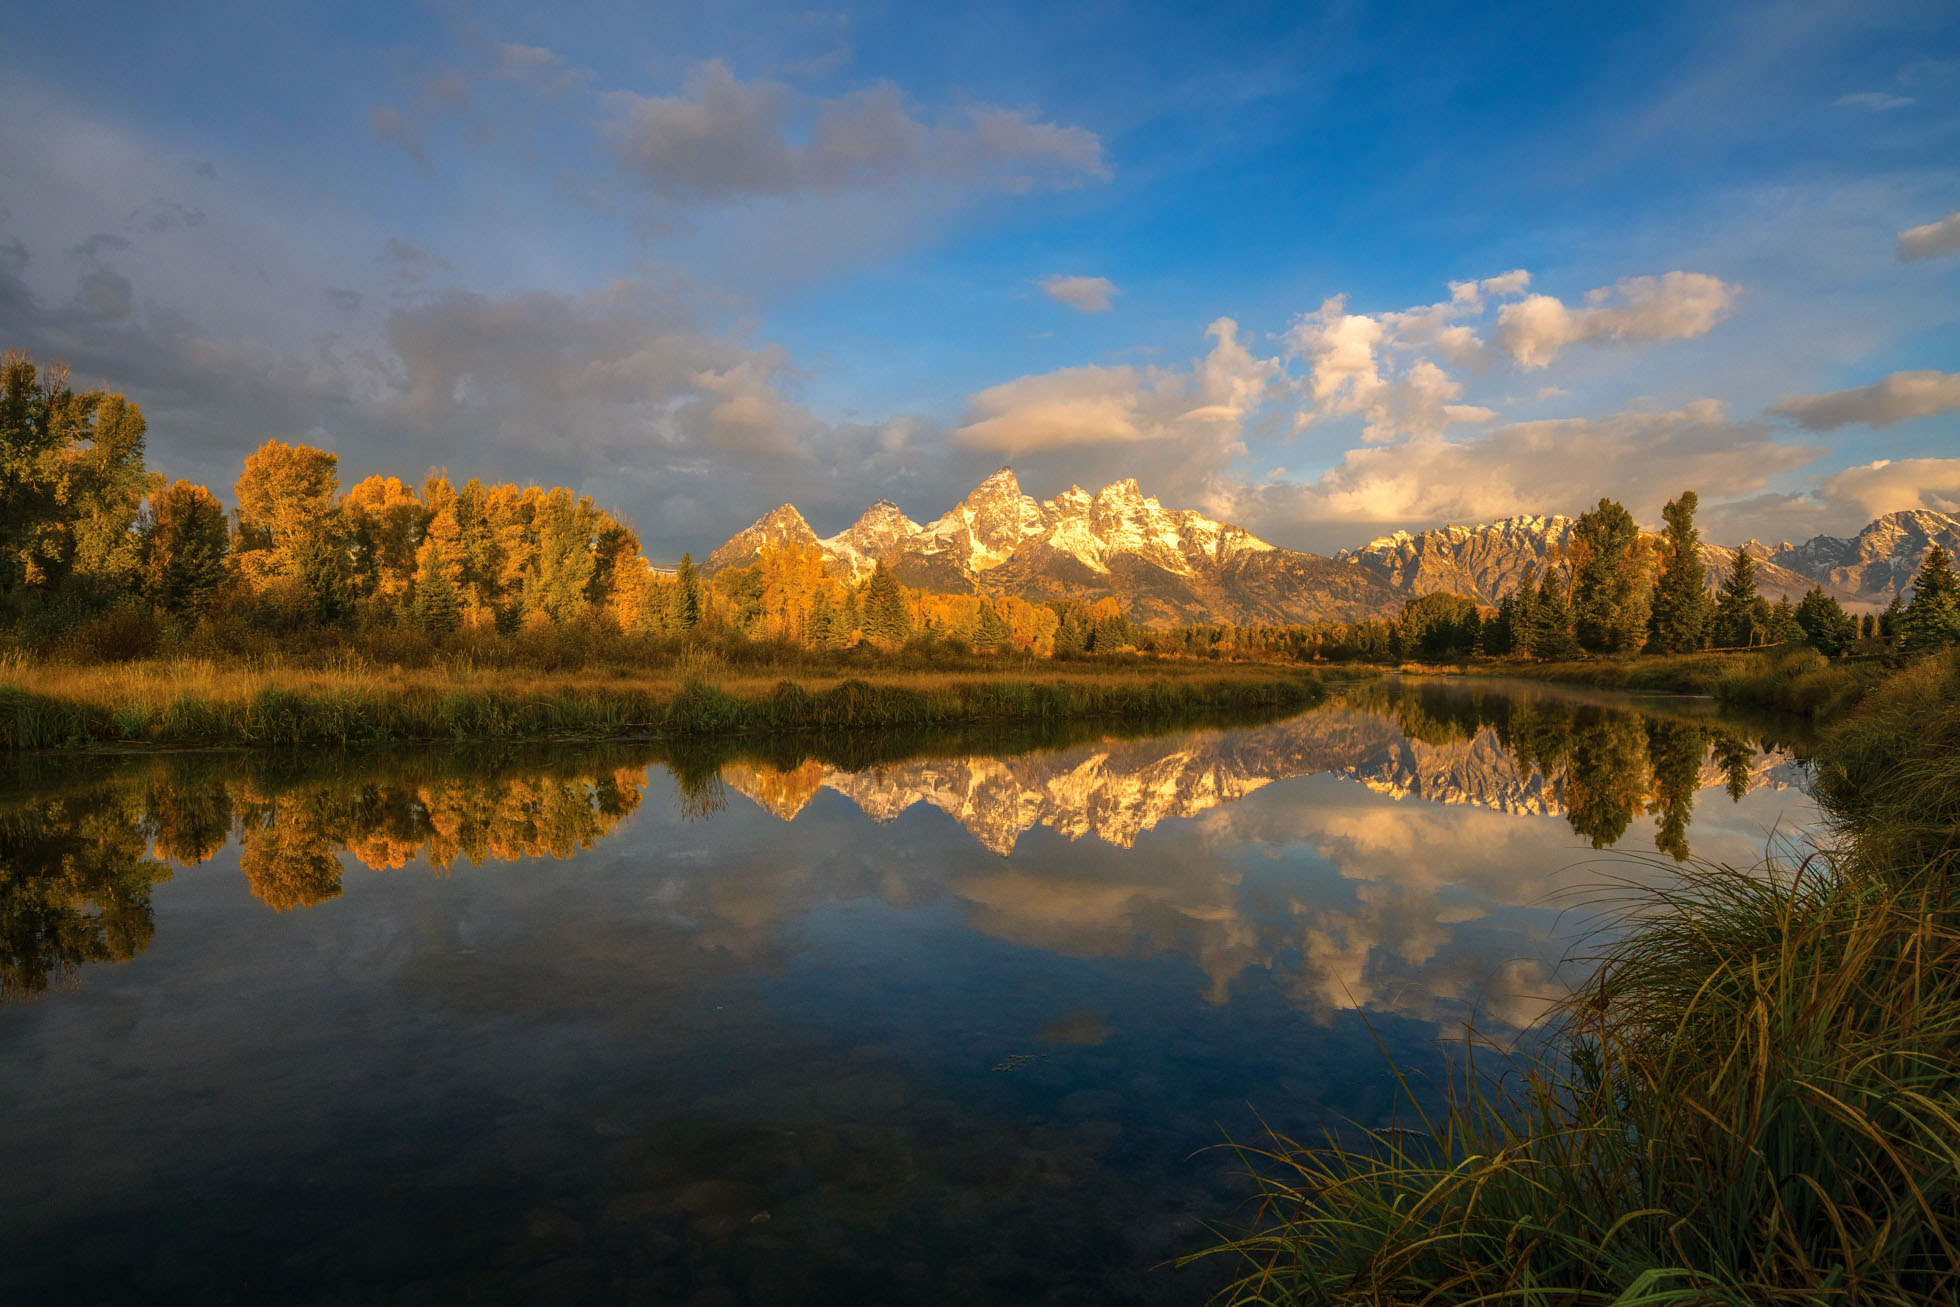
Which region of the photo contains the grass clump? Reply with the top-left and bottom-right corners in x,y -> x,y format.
1194,653 -> 1960,1306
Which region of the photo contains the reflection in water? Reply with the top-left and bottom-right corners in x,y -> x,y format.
0,680 -> 1821,1305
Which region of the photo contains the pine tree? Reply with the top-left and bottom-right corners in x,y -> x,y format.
1766,597 -> 1804,645
807,589 -> 836,649
1711,547 -> 1760,647
1900,545 -> 1960,651
839,588 -> 861,645
1794,587 -> 1857,656
667,552 -> 701,632
974,602 -> 1009,651
861,560 -> 911,645
1879,590 -> 1904,643
1570,498 -> 1652,654
1650,491 -> 1713,653
412,543 -> 463,635
1529,568 -> 1579,659
141,480 -> 230,615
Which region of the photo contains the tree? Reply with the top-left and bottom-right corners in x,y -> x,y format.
1765,597 -> 1804,645
1879,591 -> 1904,643
973,601 -> 1010,651
667,552 -> 701,632
1528,567 -> 1579,659
1569,498 -> 1652,654
807,588 -> 837,649
1649,491 -> 1713,653
412,543 -> 463,635
1794,587 -> 1857,656
1396,592 -> 1480,660
0,353 -> 157,611
141,480 -> 230,616
342,475 -> 427,603
1900,545 -> 1960,651
861,560 -> 912,645
1711,547 -> 1760,647
234,439 -> 348,621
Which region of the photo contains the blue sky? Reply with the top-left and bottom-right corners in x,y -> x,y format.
1,0 -> 1955,555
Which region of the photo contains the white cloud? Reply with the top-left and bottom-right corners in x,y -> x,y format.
1834,91 -> 1912,111
1216,401 -> 1819,535
1038,274 -> 1116,313
1494,271 -> 1737,369
1898,210 -> 1960,261
1286,295 -> 1496,442
1769,369 -> 1960,429
605,61 -> 1108,203
955,317 -> 1277,455
1813,458 -> 1960,519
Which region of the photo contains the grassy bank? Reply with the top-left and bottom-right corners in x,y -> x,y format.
1195,650 -> 1960,1306
1459,646 -> 1888,720
0,654 -> 1324,750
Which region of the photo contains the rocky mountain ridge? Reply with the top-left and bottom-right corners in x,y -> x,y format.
704,470 -> 1957,622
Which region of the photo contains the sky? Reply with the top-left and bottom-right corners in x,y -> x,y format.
1,0 -> 1956,557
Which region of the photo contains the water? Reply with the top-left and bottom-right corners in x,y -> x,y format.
0,678 -> 1820,1305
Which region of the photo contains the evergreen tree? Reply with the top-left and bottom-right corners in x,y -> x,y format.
1711,547 -> 1760,647
1529,568 -> 1579,659
839,588 -> 861,645
1860,612 -> 1876,640
412,543 -> 463,635
1900,545 -> 1960,651
807,588 -> 836,649
1879,590 -> 1904,643
1570,498 -> 1652,654
861,560 -> 911,645
1649,491 -> 1712,653
667,552 -> 701,632
141,480 -> 230,616
1794,587 -> 1857,656
1766,597 -> 1804,645
974,602 -> 1009,651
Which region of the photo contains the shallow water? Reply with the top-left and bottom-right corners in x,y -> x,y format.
0,677 -> 1820,1305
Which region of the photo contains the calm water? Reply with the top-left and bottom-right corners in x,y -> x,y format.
0,678 -> 1819,1305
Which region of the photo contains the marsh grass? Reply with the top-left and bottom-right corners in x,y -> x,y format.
1194,651 -> 1960,1306
0,655 -> 1323,750
1469,648 -> 1886,720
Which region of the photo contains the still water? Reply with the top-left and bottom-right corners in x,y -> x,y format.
0,678 -> 1819,1305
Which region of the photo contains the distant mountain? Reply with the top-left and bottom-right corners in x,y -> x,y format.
1339,511 -> 1954,610
704,469 -> 1400,624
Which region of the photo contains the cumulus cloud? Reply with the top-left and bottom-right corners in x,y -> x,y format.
1287,295 -> 1496,441
1814,458 -> 1960,519
1834,91 -> 1912,111
1494,271 -> 1737,368
605,60 -> 1108,203
956,317 -> 1277,456
1038,274 -> 1116,313
1769,369 -> 1960,429
1898,210 -> 1960,261
1215,401 -> 1820,544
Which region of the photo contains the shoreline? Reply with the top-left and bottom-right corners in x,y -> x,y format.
0,659 -> 1327,752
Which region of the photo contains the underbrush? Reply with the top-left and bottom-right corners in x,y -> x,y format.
1194,651 -> 1960,1306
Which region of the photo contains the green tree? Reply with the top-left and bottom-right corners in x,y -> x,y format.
1711,547 -> 1760,647
973,601 -> 1009,651
1794,587 -> 1857,656
1570,498 -> 1652,654
0,353 -> 158,613
807,588 -> 837,649
861,560 -> 912,645
1528,567 -> 1579,659
1900,545 -> 1960,651
1765,597 -> 1804,645
412,542 -> 463,635
1396,592 -> 1480,660
1649,491 -> 1713,653
667,552 -> 701,632
141,480 -> 230,616
1878,590 -> 1904,643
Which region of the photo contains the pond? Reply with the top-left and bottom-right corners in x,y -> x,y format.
0,677 -> 1821,1305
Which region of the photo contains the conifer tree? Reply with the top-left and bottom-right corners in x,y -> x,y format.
861,560 -> 911,645
1570,498 -> 1652,654
1766,597 -> 1804,645
839,588 -> 861,645
141,480 -> 230,615
1529,567 -> 1579,659
1711,547 -> 1760,647
807,588 -> 835,649
1650,491 -> 1712,653
1879,590 -> 1904,643
974,602 -> 1009,651
1900,545 -> 1960,651
667,553 -> 701,632
1794,587 -> 1857,656
412,543 -> 463,636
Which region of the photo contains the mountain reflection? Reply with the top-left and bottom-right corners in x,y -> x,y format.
0,680 -> 1809,1004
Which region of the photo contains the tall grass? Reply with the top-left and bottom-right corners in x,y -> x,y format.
1192,651 -> 1960,1306
0,655 -> 1324,750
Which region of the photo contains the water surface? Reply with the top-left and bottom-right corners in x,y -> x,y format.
0,678 -> 1819,1305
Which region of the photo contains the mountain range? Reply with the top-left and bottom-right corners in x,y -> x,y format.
705,470 -> 1960,622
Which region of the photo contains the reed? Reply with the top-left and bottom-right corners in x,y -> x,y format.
0,654 -> 1323,750
1192,652 -> 1960,1306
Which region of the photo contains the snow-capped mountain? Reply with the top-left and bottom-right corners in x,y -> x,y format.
704,468 -> 1398,624
1755,510 -> 1960,603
